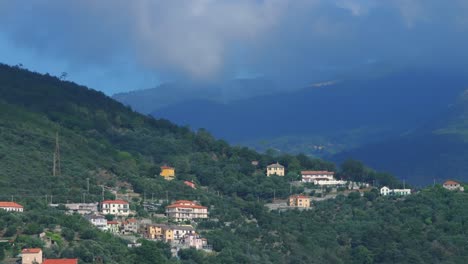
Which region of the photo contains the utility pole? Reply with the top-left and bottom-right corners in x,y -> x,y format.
53,132 -> 61,176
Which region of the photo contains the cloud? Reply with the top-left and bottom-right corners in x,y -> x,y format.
0,0 -> 467,91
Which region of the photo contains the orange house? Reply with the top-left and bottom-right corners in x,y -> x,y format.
160,165 -> 175,180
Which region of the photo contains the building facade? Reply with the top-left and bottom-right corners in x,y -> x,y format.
443,180 -> 465,191
301,171 -> 334,183
288,195 -> 311,208
101,200 -> 130,216
160,165 -> 175,180
0,201 -> 24,212
85,214 -> 108,231
166,200 -> 208,221
380,186 -> 411,196
267,162 -> 285,176
21,248 -> 42,264
107,221 -> 120,233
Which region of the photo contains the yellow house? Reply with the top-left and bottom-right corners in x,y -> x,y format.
143,224 -> 174,242
164,228 -> 174,243
266,162 -> 285,176
289,195 -> 311,208
160,165 -> 175,180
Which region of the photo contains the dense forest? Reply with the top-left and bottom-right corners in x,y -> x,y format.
1,63 -> 467,263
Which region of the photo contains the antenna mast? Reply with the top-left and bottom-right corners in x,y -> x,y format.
53,132 -> 61,176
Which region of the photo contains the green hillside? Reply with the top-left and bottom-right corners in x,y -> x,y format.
1,63 -> 468,263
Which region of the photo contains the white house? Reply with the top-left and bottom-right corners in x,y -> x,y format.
443,180 -> 465,191
301,171 -> 334,183
50,203 -> 98,215
172,225 -> 196,240
0,201 -> 24,212
313,179 -> 347,186
101,200 -> 130,216
166,200 -> 208,221
85,214 -> 108,231
380,186 -> 411,196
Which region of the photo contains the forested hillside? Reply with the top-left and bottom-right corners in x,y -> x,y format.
1,64 -> 467,263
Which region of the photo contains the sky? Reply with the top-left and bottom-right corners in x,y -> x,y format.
1,0 -> 468,95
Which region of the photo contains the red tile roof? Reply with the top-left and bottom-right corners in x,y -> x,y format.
290,195 -> 310,199
0,202 -> 23,208
167,200 -> 207,209
301,171 -> 334,175
43,259 -> 78,264
107,221 -> 119,225
101,200 -> 128,205
22,248 -> 42,254
444,180 -> 460,185
161,165 -> 174,170
184,181 -> 196,188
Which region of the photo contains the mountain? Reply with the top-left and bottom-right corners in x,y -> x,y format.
151,69 -> 468,156
334,88 -> 468,185
112,78 -> 280,114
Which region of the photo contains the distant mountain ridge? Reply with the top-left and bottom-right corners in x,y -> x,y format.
151,70 -> 468,155
333,86 -> 468,184
112,78 -> 280,114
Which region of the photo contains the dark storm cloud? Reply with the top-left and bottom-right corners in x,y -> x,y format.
1,0 -> 468,91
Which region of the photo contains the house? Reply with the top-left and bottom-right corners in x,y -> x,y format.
21,248 -> 42,264
101,200 -> 130,216
313,179 -> 347,186
180,233 -> 207,250
166,200 -> 208,221
184,181 -> 196,189
49,203 -> 98,215
43,259 -> 78,264
380,186 -> 411,196
301,171 -> 334,183
160,165 -> 175,180
251,160 -> 259,166
288,195 -> 311,208
172,225 -> 196,240
141,224 -> 173,242
0,201 -> 24,212
122,218 -> 138,234
107,220 -> 120,233
443,180 -> 465,191
84,214 -> 108,231
267,162 -> 285,176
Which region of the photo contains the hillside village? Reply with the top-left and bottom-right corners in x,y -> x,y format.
1,161 -> 466,263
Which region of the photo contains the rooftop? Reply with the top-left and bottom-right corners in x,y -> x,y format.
301,171 -> 334,175
0,201 -> 23,208
101,199 -> 128,205
444,180 -> 460,185
267,162 -> 284,168
22,248 -> 42,254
